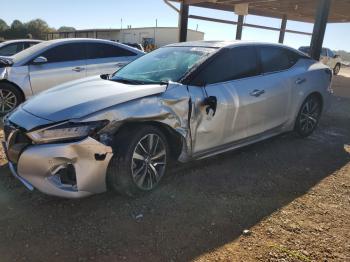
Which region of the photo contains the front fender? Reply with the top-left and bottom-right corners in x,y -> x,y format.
80,83 -> 192,161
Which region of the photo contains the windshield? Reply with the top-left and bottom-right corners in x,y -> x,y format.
111,46 -> 216,84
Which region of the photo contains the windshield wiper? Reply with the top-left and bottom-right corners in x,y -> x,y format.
111,77 -> 145,85
112,77 -> 169,86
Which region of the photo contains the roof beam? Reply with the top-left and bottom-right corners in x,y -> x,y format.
170,0 -> 350,23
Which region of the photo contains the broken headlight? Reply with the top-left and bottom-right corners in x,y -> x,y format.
27,120 -> 109,144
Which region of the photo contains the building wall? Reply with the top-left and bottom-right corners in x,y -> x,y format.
118,28 -> 204,47
48,27 -> 204,48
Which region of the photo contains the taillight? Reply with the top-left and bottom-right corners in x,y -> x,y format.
324,68 -> 333,94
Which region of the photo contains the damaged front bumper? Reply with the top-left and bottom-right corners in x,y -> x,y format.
3,137 -> 113,198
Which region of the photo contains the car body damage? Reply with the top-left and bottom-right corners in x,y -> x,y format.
3,81 -> 194,197
17,137 -> 113,198
81,82 -> 193,162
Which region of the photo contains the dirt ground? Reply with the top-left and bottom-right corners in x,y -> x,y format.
0,69 -> 349,262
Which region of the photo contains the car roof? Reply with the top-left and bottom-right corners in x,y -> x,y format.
167,40 -> 290,49
0,39 -> 43,45
45,38 -> 119,44
11,38 -> 144,65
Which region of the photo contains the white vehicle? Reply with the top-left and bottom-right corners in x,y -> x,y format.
299,46 -> 342,75
0,38 -> 144,114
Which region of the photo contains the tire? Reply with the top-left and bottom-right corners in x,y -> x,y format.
107,125 -> 170,197
294,94 -> 322,137
0,83 -> 23,116
333,64 -> 341,75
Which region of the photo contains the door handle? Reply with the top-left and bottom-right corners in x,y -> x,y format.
250,89 -> 265,97
72,67 -> 85,72
295,78 -> 306,85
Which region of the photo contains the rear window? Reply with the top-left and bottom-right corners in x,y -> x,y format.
87,43 -> 137,59
259,46 -> 300,74
299,47 -> 310,55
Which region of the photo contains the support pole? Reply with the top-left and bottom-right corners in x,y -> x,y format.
178,2 -> 189,42
310,0 -> 331,60
236,15 -> 244,40
278,15 -> 287,43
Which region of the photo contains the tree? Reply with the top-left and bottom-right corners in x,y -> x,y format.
8,20 -> 27,39
11,20 -> 24,30
26,19 -> 50,39
58,26 -> 76,32
0,19 -> 9,32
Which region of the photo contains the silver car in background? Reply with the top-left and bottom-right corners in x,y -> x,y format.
2,41 -> 332,198
0,39 -> 43,57
0,38 -> 144,114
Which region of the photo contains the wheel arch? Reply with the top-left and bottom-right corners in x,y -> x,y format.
111,121 -> 185,161
0,80 -> 26,102
307,91 -> 323,111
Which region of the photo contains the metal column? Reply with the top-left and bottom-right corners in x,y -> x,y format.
236,15 -> 244,40
178,2 -> 189,42
310,0 -> 331,60
278,15 -> 287,43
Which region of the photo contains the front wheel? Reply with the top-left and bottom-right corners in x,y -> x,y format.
0,83 -> 23,116
107,125 -> 169,197
294,95 -> 322,137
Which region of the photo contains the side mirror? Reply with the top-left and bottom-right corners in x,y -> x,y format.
203,96 -> 217,116
334,54 -> 340,58
100,74 -> 110,80
32,56 -> 48,64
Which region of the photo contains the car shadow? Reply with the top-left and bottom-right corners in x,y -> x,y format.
0,96 -> 349,261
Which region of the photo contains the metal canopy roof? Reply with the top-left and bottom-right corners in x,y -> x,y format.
171,0 -> 350,23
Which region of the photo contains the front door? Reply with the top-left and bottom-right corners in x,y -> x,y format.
188,46 -> 266,154
29,42 -> 87,94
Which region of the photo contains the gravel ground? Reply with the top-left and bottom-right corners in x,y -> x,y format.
0,69 -> 349,262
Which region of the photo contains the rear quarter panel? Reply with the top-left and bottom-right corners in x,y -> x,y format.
287,59 -> 332,129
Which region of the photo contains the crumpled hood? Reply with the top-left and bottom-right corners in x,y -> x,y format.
22,75 -> 167,122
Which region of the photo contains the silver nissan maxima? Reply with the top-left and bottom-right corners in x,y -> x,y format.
2,41 -> 332,198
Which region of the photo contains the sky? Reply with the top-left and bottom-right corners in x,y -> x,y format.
1,0 -> 350,51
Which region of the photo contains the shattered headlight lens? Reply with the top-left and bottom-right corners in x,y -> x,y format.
27,120 -> 109,144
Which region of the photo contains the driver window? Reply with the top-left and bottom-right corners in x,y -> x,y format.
39,43 -> 86,63
191,46 -> 259,86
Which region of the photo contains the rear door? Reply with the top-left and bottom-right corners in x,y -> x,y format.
256,45 -> 297,131
29,42 -> 87,94
85,42 -> 139,76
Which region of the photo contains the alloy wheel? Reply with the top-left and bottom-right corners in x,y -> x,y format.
0,89 -> 17,114
299,97 -> 321,134
131,133 -> 167,191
